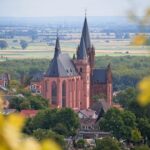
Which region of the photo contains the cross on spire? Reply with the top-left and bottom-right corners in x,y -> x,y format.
56,28 -> 59,37
54,29 -> 61,58
85,9 -> 87,17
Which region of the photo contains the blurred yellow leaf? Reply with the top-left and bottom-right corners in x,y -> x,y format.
138,76 -> 150,106
0,110 -> 61,150
7,114 -> 25,131
41,140 -> 62,150
22,138 -> 41,150
132,35 -> 147,45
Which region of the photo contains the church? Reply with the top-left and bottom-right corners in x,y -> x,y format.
31,16 -> 113,110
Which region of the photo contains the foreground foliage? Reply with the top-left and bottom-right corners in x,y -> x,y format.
0,98 -> 61,150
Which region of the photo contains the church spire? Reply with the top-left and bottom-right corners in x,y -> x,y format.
81,15 -> 91,50
77,37 -> 87,60
54,35 -> 61,58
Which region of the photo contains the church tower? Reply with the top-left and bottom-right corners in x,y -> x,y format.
74,36 -> 90,109
81,16 -> 95,72
107,64 -> 113,106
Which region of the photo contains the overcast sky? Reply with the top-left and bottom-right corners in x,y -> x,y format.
0,0 -> 150,17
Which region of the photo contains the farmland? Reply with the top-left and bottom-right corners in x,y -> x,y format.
0,38 -> 150,61
0,17 -> 150,60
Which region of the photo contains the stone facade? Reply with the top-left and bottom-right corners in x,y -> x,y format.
31,16 -> 113,110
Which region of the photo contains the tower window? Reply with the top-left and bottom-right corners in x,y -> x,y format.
80,68 -> 82,73
51,81 -> 57,105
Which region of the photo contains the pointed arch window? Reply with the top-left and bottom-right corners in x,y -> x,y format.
62,81 -> 66,107
52,81 -> 57,105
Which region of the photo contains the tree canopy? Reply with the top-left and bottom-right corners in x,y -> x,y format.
24,108 -> 79,137
0,40 -> 8,49
20,40 -> 28,49
95,137 -> 121,150
9,95 -> 49,111
100,108 -> 136,140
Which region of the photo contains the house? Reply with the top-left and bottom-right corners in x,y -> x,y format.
77,109 -> 98,119
0,73 -> 10,88
30,72 -> 44,94
80,118 -> 97,131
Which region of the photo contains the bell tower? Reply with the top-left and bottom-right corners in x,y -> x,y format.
81,16 -> 95,72
74,36 -> 90,109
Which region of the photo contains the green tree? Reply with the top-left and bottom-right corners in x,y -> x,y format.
9,97 -> 24,111
100,108 -> 136,140
20,40 -> 28,49
20,100 -> 31,110
53,123 -> 68,136
137,118 -> 150,143
0,40 -> 8,49
131,129 -> 142,143
76,139 -> 86,149
133,145 -> 150,150
57,108 -> 80,136
29,95 -> 48,110
95,137 -> 121,150
9,95 -> 48,111
24,108 -> 79,137
32,129 -> 65,149
114,87 -> 137,108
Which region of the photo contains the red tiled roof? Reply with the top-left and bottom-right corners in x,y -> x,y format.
20,110 -> 38,118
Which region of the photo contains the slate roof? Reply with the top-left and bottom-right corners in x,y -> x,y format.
0,73 -> 9,80
46,37 -> 78,77
77,37 -> 87,60
92,69 -> 107,84
91,101 -> 111,122
78,109 -> 97,119
31,72 -> 44,82
91,101 -> 111,115
54,36 -> 61,57
46,53 -> 78,77
81,16 -> 91,51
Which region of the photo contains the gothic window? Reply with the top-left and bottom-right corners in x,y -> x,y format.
51,81 -> 57,105
45,81 -> 48,92
80,68 -> 82,73
62,81 -> 66,107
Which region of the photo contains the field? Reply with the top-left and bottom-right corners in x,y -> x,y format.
0,37 -> 150,61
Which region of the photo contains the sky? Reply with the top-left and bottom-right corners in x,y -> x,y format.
0,0 -> 150,17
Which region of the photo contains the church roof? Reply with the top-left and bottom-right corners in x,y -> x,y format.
54,36 -> 61,57
92,69 -> 107,83
31,72 -> 44,82
46,37 -> 78,77
46,53 -> 78,77
77,37 -> 87,60
81,16 -> 91,50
